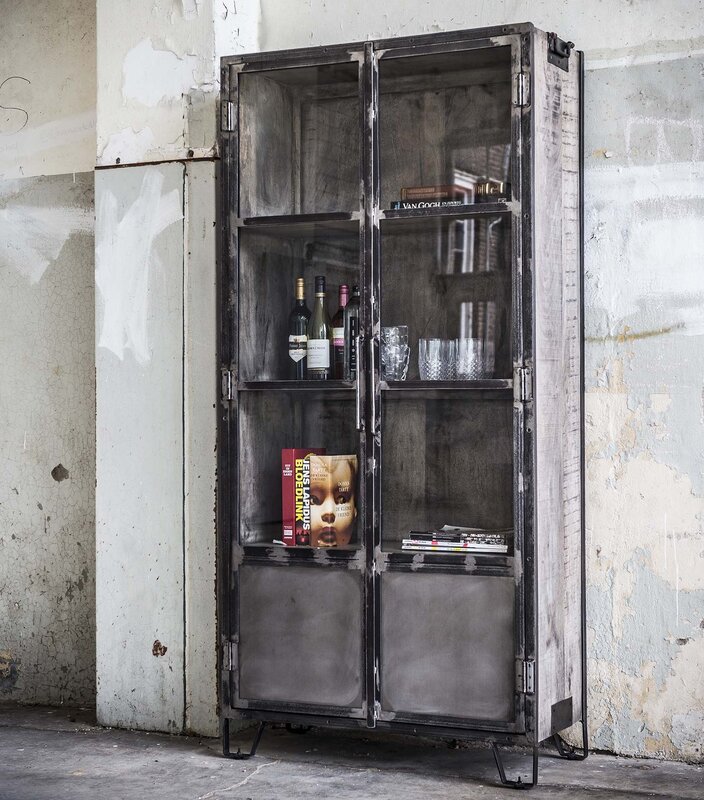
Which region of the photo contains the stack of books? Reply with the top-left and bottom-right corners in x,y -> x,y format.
389,179 -> 510,210
401,525 -> 512,553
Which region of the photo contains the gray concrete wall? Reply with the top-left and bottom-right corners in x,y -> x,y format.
257,0 -> 704,764
0,1 -> 96,706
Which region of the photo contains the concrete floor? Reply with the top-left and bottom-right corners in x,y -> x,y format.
0,706 -> 702,799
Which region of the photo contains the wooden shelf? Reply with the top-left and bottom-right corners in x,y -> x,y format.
237,380 -> 355,392
237,212 -> 361,236
381,379 -> 512,398
380,202 -> 511,225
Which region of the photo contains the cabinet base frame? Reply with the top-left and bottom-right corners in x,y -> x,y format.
222,718 -> 267,760
492,741 -> 539,789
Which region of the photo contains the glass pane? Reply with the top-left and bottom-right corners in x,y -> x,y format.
238,221 -> 360,382
239,392 -> 361,549
378,46 -> 512,210
380,397 -> 513,552
239,62 -> 361,217
380,214 -> 512,380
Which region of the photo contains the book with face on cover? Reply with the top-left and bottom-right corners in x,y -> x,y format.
308,454 -> 358,547
281,449 -> 325,546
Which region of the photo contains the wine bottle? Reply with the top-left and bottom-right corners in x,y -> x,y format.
288,277 -> 311,380
306,276 -> 332,380
343,284 -> 361,381
331,284 -> 349,380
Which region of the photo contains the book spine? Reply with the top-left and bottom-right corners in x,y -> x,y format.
294,454 -> 311,546
281,449 -> 296,546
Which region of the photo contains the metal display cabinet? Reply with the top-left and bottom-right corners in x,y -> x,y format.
218,23 -> 586,788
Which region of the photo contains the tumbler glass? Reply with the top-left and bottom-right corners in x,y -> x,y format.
419,338 -> 457,380
457,338 -> 485,380
381,326 -> 410,380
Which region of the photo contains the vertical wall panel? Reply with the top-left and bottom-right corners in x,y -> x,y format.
184,161 -> 218,735
95,163 -> 185,732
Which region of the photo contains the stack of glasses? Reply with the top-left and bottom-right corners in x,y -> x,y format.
380,326 -> 410,380
419,337 -> 488,380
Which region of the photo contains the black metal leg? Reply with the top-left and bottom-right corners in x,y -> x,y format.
491,742 -> 538,790
552,718 -> 589,761
222,718 -> 266,760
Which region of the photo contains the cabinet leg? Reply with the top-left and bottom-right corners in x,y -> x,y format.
491,742 -> 538,789
222,718 -> 267,760
552,718 -> 589,761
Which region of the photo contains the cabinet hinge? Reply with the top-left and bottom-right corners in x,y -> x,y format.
547,32 -> 575,72
221,368 -> 234,401
221,100 -> 236,132
514,366 -> 533,403
513,72 -> 530,107
521,660 -> 535,694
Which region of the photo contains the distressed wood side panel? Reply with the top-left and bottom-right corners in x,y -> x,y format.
532,32 -> 583,742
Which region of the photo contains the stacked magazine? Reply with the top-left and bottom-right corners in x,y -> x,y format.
401,525 -> 512,554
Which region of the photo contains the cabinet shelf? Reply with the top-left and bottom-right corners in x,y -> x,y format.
380,202 -> 511,225
379,547 -> 514,576
237,380 -> 355,393
237,212 -> 361,237
381,379 -> 512,397
240,543 -> 363,567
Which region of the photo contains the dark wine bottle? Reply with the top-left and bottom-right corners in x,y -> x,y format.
343,284 -> 361,381
306,276 -> 332,380
331,284 -> 349,380
288,277 -> 310,380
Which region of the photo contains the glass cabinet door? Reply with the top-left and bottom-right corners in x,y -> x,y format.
375,44 -> 516,553
373,41 -> 519,727
230,55 -> 367,718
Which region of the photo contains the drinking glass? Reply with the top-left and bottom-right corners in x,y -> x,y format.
457,338 -> 485,380
419,338 -> 457,380
381,326 -> 410,380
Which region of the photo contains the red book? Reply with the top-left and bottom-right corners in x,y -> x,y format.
281,448 -> 325,546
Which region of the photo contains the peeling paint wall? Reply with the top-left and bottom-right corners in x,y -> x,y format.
258,0 -> 704,763
0,2 -> 96,706
96,0 -> 259,166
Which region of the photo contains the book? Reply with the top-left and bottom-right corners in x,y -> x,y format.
401,525 -> 512,553
308,454 -> 358,547
281,448 -> 325,546
390,200 -> 466,210
401,542 -> 509,553
400,184 -> 469,201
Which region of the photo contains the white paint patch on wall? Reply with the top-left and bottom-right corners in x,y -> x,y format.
182,0 -> 201,20
0,111 -> 96,180
100,127 -> 157,164
585,160 -> 704,336
95,168 -> 183,364
214,0 -> 261,56
0,204 -> 93,284
122,38 -> 201,106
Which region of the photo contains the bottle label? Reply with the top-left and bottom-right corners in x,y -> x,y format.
349,317 -> 358,372
332,327 -> 344,347
307,339 -> 330,369
288,334 -> 307,363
